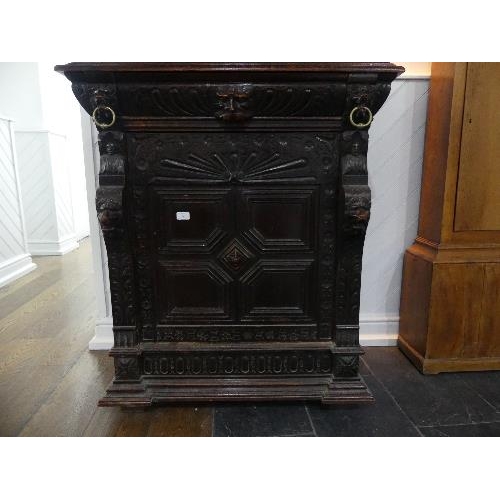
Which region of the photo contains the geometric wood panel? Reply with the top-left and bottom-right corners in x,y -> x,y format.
239,259 -> 315,322
156,260 -> 234,322
152,187 -> 231,253
479,264 -> 500,356
427,263 -> 484,359
240,188 -> 317,252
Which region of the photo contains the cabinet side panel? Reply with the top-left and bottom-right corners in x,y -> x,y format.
427,263 -> 484,359
478,263 -> 500,357
399,251 -> 432,356
455,63 -> 500,232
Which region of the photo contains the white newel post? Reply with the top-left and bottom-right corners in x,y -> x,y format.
0,116 -> 37,288
14,130 -> 79,255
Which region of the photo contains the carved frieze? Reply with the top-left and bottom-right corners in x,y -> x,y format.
142,351 -> 332,376
155,325 -> 317,342
117,83 -> 347,119
128,132 -> 319,184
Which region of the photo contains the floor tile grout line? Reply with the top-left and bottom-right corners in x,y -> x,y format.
211,407 -> 216,437
363,351 -> 500,431
278,433 -> 316,437
459,376 -> 500,412
304,404 -> 318,437
418,418 -> 500,430
360,356 -> 424,437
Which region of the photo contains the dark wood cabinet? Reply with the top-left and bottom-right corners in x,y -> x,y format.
56,62 -> 403,406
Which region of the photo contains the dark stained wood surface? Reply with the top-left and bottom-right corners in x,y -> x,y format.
0,239 -> 213,437
57,63 -> 401,407
55,62 -> 405,76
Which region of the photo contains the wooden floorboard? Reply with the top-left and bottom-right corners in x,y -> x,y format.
0,239 -> 215,437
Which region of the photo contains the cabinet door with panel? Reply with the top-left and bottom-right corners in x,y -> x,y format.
56,62 -> 402,406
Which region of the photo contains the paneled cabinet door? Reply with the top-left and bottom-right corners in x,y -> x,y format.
148,185 -> 318,326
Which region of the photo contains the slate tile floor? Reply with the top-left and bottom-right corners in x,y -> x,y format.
213,348 -> 500,437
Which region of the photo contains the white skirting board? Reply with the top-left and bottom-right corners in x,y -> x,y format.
0,253 -> 37,289
29,235 -> 79,256
359,314 -> 399,346
75,230 -> 90,242
88,317 -> 114,350
88,315 -> 399,350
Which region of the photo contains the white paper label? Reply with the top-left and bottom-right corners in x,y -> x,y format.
176,211 -> 190,221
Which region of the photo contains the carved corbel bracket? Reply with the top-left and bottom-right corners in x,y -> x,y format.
96,186 -> 124,235
342,185 -> 371,236
95,130 -> 136,334
344,79 -> 391,130
335,131 -> 371,345
72,82 -> 119,129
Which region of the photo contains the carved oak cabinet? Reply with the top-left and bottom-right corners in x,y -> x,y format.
56,63 -> 403,407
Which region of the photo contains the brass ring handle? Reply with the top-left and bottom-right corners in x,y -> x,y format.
349,105 -> 373,129
92,106 -> 116,129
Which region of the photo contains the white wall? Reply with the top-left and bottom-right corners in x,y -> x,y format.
360,76 -> 429,345
38,63 -> 90,240
84,69 -> 431,349
0,116 -> 36,288
0,63 -> 45,129
0,62 -> 90,257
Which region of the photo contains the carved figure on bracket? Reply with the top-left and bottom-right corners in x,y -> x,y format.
96,187 -> 123,234
341,131 -> 368,176
99,131 -> 126,175
340,131 -> 371,235
343,186 -> 371,235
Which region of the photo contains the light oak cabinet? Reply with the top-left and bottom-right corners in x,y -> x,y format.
399,63 -> 500,374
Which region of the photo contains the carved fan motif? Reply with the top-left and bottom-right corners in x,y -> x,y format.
160,153 -> 307,182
